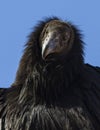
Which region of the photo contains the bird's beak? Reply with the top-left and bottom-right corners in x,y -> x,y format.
41,31 -> 61,60
40,20 -> 74,60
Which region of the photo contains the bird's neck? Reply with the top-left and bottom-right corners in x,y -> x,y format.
20,61 -> 82,105
16,56 -> 83,106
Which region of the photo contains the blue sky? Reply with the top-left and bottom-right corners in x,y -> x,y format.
0,0 -> 100,87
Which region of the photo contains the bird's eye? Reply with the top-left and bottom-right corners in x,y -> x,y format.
54,38 -> 59,42
62,35 -> 66,40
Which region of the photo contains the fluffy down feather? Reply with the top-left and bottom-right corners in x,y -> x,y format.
0,17 -> 100,130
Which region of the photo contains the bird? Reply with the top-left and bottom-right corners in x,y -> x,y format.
0,17 -> 100,130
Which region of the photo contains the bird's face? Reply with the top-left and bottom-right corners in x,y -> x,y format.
40,20 -> 74,61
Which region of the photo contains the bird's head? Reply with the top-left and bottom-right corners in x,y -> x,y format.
12,17 -> 84,87
39,20 -> 74,61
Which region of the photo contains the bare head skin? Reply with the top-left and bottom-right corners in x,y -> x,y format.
40,20 -> 74,60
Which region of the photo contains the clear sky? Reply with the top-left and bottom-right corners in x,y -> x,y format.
0,0 -> 100,87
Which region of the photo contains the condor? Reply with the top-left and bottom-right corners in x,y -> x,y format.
0,17 -> 100,130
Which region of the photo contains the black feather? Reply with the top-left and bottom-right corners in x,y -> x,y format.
0,17 -> 100,130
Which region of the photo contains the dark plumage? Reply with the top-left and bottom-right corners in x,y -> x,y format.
0,17 -> 100,130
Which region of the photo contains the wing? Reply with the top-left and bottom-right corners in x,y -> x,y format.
82,64 -> 100,128
0,88 -> 7,130
85,64 -> 100,88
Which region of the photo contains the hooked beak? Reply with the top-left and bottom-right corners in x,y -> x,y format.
40,20 -> 74,60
